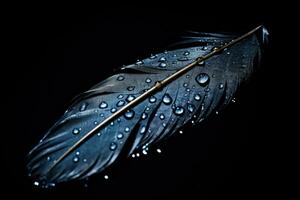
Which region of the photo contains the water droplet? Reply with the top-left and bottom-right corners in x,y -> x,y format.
34,181 -> 39,186
97,132 -> 101,136
242,64 -> 247,68
140,126 -> 146,134
136,153 -> 140,157
205,88 -> 210,92
177,57 -> 189,61
174,106 -> 185,115
186,88 -> 190,92
227,51 -> 231,55
183,83 -> 188,87
196,73 -> 210,86
187,104 -> 195,113
215,111 -> 219,115
73,156 -> 79,163
186,74 -> 190,78
179,130 -> 183,134
150,54 -> 157,59
141,112 -> 148,120
111,108 -> 117,113
109,142 -> 117,151
219,83 -> 224,89
79,103 -> 88,111
124,127 -> 130,132
104,175 -> 109,179
232,98 -> 236,103
126,95 -> 135,102
162,123 -> 166,127
47,156 -> 51,161
124,110 -> 135,119
159,57 -> 166,62
131,154 -> 136,158
159,114 -> 165,120
149,96 -> 157,103
117,94 -> 124,99
159,62 -> 167,68
145,78 -> 152,83
197,60 -> 205,66
100,113 -> 104,117
156,149 -> 162,153
76,151 -> 80,156
203,46 -> 208,50
145,107 -> 150,111
99,101 -> 108,109
191,120 -> 195,125
142,150 -> 148,155
83,158 -> 87,162
117,133 -> 124,139
183,51 -> 190,56
116,100 -> 125,107
110,122 -> 114,126
136,60 -> 143,65
117,75 -> 125,81
72,128 -> 80,135
127,86 -> 135,91
163,94 -> 172,105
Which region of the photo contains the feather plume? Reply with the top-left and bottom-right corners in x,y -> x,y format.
27,26 -> 268,187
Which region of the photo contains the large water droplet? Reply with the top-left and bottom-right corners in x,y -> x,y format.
99,101 -> 108,109
174,106 -> 185,115
127,86 -> 135,91
126,95 -> 135,102
79,103 -> 88,111
141,112 -> 148,120
187,104 -> 195,113
73,156 -> 79,163
145,78 -> 152,83
124,110 -> 135,119
72,128 -> 80,135
109,142 -> 117,151
149,96 -> 157,103
194,94 -> 201,101
117,75 -> 125,81
159,114 -> 165,120
117,100 -> 125,107
117,133 -> 124,139
163,94 -> 172,105
196,73 -> 210,86
159,62 -> 167,68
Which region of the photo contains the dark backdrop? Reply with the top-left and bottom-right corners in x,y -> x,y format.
4,5 -> 280,200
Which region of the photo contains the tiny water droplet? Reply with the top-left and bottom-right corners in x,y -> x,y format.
72,128 -> 80,135
156,149 -> 162,153
191,120 -> 195,125
142,150 -> 148,155
150,54 -> 157,59
124,110 -> 135,119
110,142 -> 117,151
145,78 -> 152,83
149,96 -> 157,103
159,57 -> 166,62
215,111 -> 219,115
117,100 -> 125,107
111,108 -> 117,113
97,132 -> 101,136
174,106 -> 185,115
163,94 -> 172,105
94,121 -> 98,125
145,107 -> 150,111
140,126 -> 146,134
76,151 -> 80,156
196,73 -> 210,86
203,46 -> 208,50
104,175 -> 109,179
183,83 -> 188,87
141,112 -> 148,120
136,153 -> 140,157
183,51 -> 190,56
197,60 -> 205,66
131,154 -> 136,158
162,123 -> 166,127
79,103 -> 88,111
117,133 -> 124,139
110,122 -> 114,126
83,158 -> 87,162
117,75 -> 125,81
219,83 -> 224,89
227,51 -> 231,55
187,104 -> 195,113
124,127 -> 130,132
100,113 -> 104,117
186,88 -> 190,92
126,95 -> 135,102
127,86 -> 135,91
34,181 -> 39,186
177,57 -> 189,61
136,60 -> 143,65
232,98 -> 236,103
73,156 -> 79,163
117,94 -> 124,99
205,87 -> 210,92
159,114 -> 165,120
47,156 -> 51,161
99,101 -> 108,109
179,130 -> 183,134
186,74 -> 190,78
159,62 -> 167,68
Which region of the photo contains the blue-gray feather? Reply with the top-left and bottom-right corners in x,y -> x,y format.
27,30 -> 265,186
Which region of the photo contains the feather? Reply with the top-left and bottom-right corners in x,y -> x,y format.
27,26 -> 268,187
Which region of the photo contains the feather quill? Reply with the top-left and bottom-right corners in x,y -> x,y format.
27,26 -> 268,186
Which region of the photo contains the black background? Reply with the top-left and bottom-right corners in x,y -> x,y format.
4,4 -> 283,200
